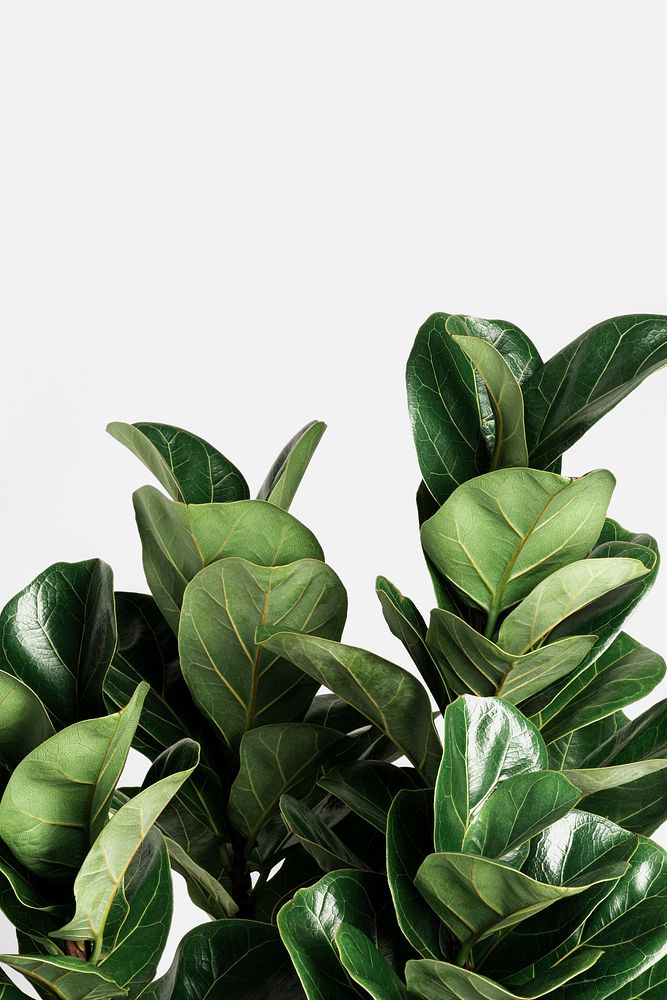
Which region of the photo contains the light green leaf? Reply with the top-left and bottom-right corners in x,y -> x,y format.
452,335 -> 528,469
227,723 -> 346,847
335,925 -> 413,1000
443,315 -> 542,386
258,420 -> 327,511
0,956 -> 125,999
0,560 -> 116,727
133,487 -> 324,632
498,558 -> 648,655
162,837 -> 237,920
434,696 -> 546,854
0,672 -> 54,782
563,759 -> 667,795
179,557 -> 346,752
0,684 -> 148,879
53,740 -> 199,958
108,421 -> 249,504
427,608 -> 596,704
256,630 -> 442,784
421,468 -> 614,630
280,795 -> 369,872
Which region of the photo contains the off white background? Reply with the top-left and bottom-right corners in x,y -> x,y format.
1,2 -> 666,991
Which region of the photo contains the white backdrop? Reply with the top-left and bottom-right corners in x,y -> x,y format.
1,1 -> 666,990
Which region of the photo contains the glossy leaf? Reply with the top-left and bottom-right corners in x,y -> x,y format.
179,557 -> 346,752
376,576 -> 449,711
0,560 -> 116,726
406,313 -> 483,506
443,314 -> 542,386
256,629 -> 442,784
133,486 -> 324,632
277,868 -> 407,1000
498,557 -> 648,655
563,759 -> 667,795
386,789 -> 443,961
108,421 -> 249,504
421,469 -> 614,626
227,723 -> 346,847
280,795 -> 369,872
427,608 -> 595,704
434,696 -> 546,853
0,955 -> 125,999
53,740 -> 199,958
452,334 -> 528,469
318,761 -> 418,833
0,683 -> 147,879
335,925 -> 413,1000
523,314 -> 667,468
146,919 -> 302,999
258,420 -> 327,511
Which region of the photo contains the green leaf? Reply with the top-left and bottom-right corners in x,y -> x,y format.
546,713 -> 626,769
534,632 -> 665,742
404,951 -> 602,1000
463,770 -> 581,859
96,831 -> 173,997
256,630 -> 442,784
386,789 -> 443,961
179,557 -> 347,752
280,795 -> 369,872
421,468 -> 614,629
0,671 -> 54,783
0,956 -> 125,999
563,759 -> 667,795
318,761 -> 418,833
53,740 -> 199,959
406,313 -> 483,506
227,723 -> 347,847
497,558 -> 648,655
146,919 -> 302,999
258,420 -> 327,511
335,925 -> 414,1000
415,851 -> 620,951
103,592 -> 216,764
0,683 -> 148,879
523,314 -> 667,468
107,421 -> 249,504
254,845 -> 322,923
277,868 -> 407,1000
133,487 -> 324,632
452,335 -> 528,469
162,835 -> 237,920
427,608 -> 596,704
0,970 -> 32,999
376,576 -> 449,711
443,315 -> 542,386
434,696 -> 546,853
0,560 -> 116,727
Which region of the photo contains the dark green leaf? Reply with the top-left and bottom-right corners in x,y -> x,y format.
0,970 -> 32,999
0,560 -> 116,726
335,925 -> 413,1000
179,557 -> 346,752
318,761 -> 418,833
107,421 -> 249,504
280,795 -> 369,872
258,420 -> 327,511
256,630 -> 442,784
523,314 -> 667,468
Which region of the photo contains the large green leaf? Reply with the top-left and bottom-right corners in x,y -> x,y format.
0,683 -> 147,879
523,314 -> 667,468
421,469 -> 614,630
0,560 -> 116,727
452,335 -> 528,469
0,956 -> 125,999
280,795 -> 369,872
434,696 -> 547,854
318,761 -> 418,834
497,558 -> 648,655
0,671 -> 54,786
443,315 -> 542,386
415,851 -> 620,953
386,789 -> 443,961
376,576 -> 449,711
257,420 -> 327,511
133,487 -> 324,632
179,557 -> 346,752
335,925 -> 414,1000
107,422 -> 249,504
227,723 -> 346,848
277,868 -> 407,1000
427,609 -> 595,703
404,951 -> 602,1000
406,313 -> 483,506
53,740 -> 199,959
256,630 -> 442,784
146,919 -> 302,999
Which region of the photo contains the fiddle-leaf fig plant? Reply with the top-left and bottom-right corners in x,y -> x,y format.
0,313 -> 666,1000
